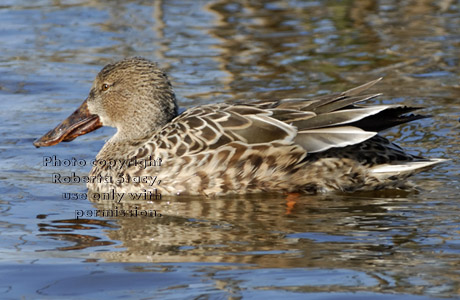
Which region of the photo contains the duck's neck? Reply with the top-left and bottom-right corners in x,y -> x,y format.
113,91 -> 179,142
96,135 -> 147,163
97,107 -> 178,161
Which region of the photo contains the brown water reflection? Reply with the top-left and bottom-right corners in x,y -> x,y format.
94,193 -> 416,265
203,0 -> 460,102
35,189 -> 460,295
37,218 -> 117,251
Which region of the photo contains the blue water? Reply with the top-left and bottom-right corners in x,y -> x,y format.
1,1 -> 459,299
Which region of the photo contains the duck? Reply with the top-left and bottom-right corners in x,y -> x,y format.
34,57 -> 446,196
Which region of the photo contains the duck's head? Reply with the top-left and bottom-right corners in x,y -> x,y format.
33,57 -> 178,147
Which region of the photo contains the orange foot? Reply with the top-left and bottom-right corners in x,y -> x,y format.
285,192 -> 300,215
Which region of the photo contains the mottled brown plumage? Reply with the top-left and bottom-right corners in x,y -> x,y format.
34,57 -> 446,196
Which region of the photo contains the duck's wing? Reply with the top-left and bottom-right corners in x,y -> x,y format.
144,79 -> 428,158
245,78 -> 427,153
248,78 -> 427,132
155,103 -> 298,155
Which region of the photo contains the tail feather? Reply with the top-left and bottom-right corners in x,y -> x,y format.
369,158 -> 448,179
349,106 -> 429,132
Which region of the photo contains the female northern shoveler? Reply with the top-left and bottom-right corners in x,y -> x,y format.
34,57 -> 445,196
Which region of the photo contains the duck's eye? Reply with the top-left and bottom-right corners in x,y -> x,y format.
102,83 -> 110,91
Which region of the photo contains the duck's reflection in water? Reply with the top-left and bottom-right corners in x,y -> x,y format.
36,188 -> 455,293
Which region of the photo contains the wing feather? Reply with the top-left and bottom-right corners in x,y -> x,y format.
292,105 -> 393,130
294,126 -> 377,153
144,78 -> 427,158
